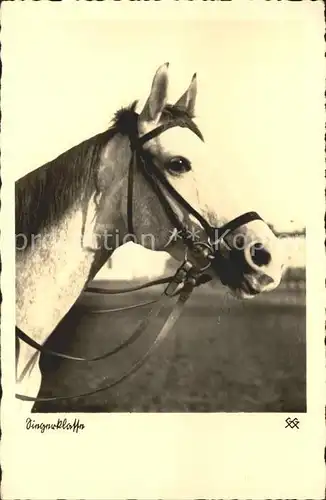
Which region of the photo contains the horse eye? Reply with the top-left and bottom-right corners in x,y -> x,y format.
166,157 -> 192,175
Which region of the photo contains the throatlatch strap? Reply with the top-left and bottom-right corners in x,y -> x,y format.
16,109 -> 265,404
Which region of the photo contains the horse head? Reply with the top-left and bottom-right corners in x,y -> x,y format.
99,63 -> 284,298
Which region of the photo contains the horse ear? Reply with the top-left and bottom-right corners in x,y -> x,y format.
139,63 -> 169,123
175,73 -> 197,116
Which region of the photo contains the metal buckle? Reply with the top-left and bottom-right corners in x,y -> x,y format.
185,241 -> 214,272
164,260 -> 194,297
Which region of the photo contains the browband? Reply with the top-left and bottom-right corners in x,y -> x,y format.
126,114 -> 262,252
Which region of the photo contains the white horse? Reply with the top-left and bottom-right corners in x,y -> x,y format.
15,63 -> 284,412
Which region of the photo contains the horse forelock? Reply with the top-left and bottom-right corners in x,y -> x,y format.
15,101 -> 202,240
113,101 -> 202,140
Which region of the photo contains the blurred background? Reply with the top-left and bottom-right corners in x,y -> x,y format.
33,233 -> 306,413
3,7 -> 317,412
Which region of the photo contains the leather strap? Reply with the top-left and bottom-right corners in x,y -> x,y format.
16,110 -> 264,403
127,115 -> 262,247
15,271 -> 194,403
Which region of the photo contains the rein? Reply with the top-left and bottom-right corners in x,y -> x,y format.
16,260 -> 207,402
16,111 -> 262,404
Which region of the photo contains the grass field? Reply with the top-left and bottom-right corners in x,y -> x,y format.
34,281 -> 306,413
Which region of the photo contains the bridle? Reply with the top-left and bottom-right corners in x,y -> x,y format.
15,110 -> 263,404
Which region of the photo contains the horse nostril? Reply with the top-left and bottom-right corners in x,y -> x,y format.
250,243 -> 271,267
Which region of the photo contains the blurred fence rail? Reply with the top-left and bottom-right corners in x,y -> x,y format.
282,267 -> 305,290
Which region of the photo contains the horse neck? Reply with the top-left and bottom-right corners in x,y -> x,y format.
16,131 -> 130,345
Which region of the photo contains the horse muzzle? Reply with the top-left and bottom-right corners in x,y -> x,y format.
209,232 -> 284,298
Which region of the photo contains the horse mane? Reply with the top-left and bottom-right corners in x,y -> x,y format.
15,101 -> 199,239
